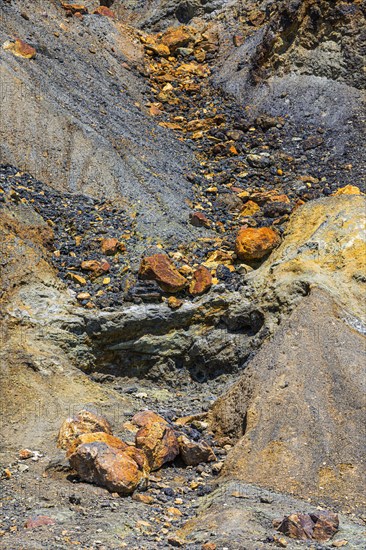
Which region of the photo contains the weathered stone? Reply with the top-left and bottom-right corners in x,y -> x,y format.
189,266 -> 212,296
145,43 -> 171,57
161,27 -> 192,52
132,410 -> 167,428
81,259 -> 111,277
61,3 -> 88,14
139,253 -> 187,293
276,511 -> 339,542
239,200 -> 260,217
66,432 -> 128,457
189,211 -> 210,228
67,273 -> 87,285
25,516 -> 55,529
3,39 -> 36,59
178,435 -> 216,466
93,6 -> 115,18
235,227 -> 280,261
135,418 -> 179,471
69,441 -> 149,495
57,410 -> 112,451
310,511 -> 339,542
101,237 -> 125,255
168,296 -> 184,309
333,185 -> 362,196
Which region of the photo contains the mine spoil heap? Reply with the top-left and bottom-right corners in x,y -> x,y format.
0,1 -> 365,549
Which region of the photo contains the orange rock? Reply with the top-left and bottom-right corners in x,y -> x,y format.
233,35 -> 244,47
132,493 -> 154,504
235,227 -> 281,261
161,26 -> 192,52
101,237 -> 125,255
189,266 -> 212,296
81,259 -> 111,277
139,253 -> 187,293
132,410 -> 167,428
67,273 -> 87,285
57,410 -> 112,450
168,296 -> 184,310
333,185 -> 362,196
93,6 -> 115,18
239,200 -> 260,217
69,441 -> 149,495
3,39 -> 36,59
66,432 -> 128,457
61,3 -> 88,14
18,449 -> 33,460
145,43 -> 171,57
133,413 -> 179,471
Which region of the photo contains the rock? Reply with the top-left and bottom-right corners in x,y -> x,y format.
139,253 -> 187,293
66,432 -> 128,457
81,259 -> 111,277
178,435 -> 216,466
333,185 -> 362,196
18,449 -> 33,460
67,273 -> 87,285
93,6 -> 115,18
189,266 -> 212,296
69,442 -> 149,495
168,296 -> 183,310
233,35 -> 244,47
57,410 -> 112,451
246,154 -> 272,168
101,237 -> 125,255
189,212 -> 210,228
134,414 -> 179,471
132,493 -> 154,504
25,516 -> 55,529
208,289 -> 366,510
235,227 -> 280,261
145,43 -> 171,57
276,511 -> 339,542
61,3 -> 88,14
3,39 -> 36,59
161,27 -> 192,52
239,200 -> 260,217
202,543 -> 216,550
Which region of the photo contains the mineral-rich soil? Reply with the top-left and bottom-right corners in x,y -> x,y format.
0,0 -> 365,549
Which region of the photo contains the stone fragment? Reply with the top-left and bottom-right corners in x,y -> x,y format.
134,413 -> 179,471
145,43 -> 171,57
168,296 -> 183,310
246,154 -> 272,168
69,441 -> 149,495
101,237 -> 125,255
235,227 -> 280,261
310,511 -> 339,542
161,27 -> 192,52
67,273 -> 87,285
3,39 -> 36,59
233,35 -> 244,47
93,6 -> 115,18
25,516 -> 55,529
18,449 -> 33,460
333,185 -> 362,196
81,259 -> 111,277
66,432 -> 128,457
189,211 -> 210,228
239,200 -> 260,217
276,511 -> 339,542
202,544 -> 217,550
139,253 -> 187,293
61,3 -> 88,14
132,493 -> 154,504
189,266 -> 212,296
57,410 -> 112,450
248,9 -> 266,26
178,435 -> 216,466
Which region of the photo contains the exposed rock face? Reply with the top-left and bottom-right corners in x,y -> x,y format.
69,441 -> 149,494
209,289 -> 366,511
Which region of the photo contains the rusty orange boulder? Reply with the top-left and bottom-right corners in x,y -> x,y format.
235,227 -> 280,261
161,26 -> 192,52
57,410 -> 112,451
3,39 -> 36,59
133,411 -> 179,471
69,441 -> 149,495
189,266 -> 212,296
66,432 -> 128,457
138,253 -> 187,293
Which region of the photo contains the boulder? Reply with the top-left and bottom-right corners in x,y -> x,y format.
208,289 -> 366,511
161,27 -> 192,52
235,227 -> 280,261
276,511 -> 339,542
69,441 -> 149,495
139,253 -> 187,293
66,432 -> 128,457
57,410 -> 112,451
178,435 -> 216,466
134,412 -> 179,471
189,266 -> 212,296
